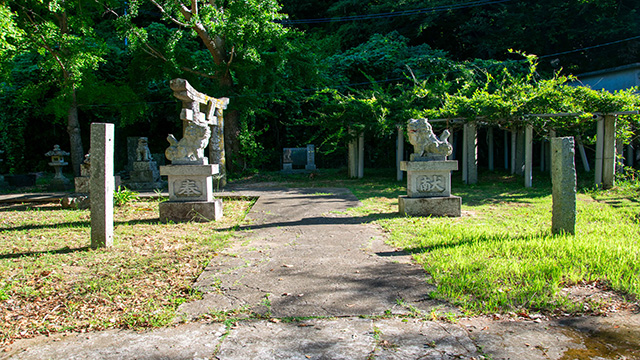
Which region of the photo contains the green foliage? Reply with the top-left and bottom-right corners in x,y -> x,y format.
114,186 -> 140,207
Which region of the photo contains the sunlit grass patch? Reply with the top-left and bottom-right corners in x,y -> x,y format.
346,170 -> 640,315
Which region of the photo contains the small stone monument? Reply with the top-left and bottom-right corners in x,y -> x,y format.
281,145 -> 317,173
45,145 -> 72,190
159,78 -> 229,223
399,118 -> 461,217
125,137 -> 164,190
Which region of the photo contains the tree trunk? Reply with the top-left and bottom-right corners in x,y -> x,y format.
67,88 -> 84,177
218,70 -> 241,173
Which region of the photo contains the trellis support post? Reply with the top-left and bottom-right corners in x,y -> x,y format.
524,125 -> 533,187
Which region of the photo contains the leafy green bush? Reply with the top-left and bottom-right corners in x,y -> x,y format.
113,186 -> 139,207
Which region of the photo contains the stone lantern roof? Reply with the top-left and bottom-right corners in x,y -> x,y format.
45,145 -> 70,158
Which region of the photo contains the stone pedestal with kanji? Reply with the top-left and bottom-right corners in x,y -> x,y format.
398,160 -> 461,217
159,164 -> 222,222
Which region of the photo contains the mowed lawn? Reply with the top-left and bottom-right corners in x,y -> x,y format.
1,168 -> 639,346
349,170 -> 640,315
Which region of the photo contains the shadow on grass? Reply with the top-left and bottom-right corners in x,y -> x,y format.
0,218 -> 162,232
0,245 -> 91,259
0,203 -> 66,212
402,230 -> 552,255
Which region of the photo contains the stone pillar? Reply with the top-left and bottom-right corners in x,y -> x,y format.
305,144 -> 316,171
576,135 -> 591,172
524,125 -> 533,188
548,130 -> 556,174
210,120 -> 226,188
515,128 -> 525,176
595,118 -> 604,186
396,126 -> 404,181
616,136 -> 624,174
540,139 -> 545,172
551,137 -> 576,235
358,132 -> 365,179
504,129 -> 509,170
602,115 -> 616,189
463,122 -> 477,184
488,126 -> 494,171
510,130 -> 517,174
348,128 -> 358,178
90,123 -> 115,249
462,126 -> 468,181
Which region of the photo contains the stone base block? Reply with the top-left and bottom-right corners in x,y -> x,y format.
48,178 -> 73,191
159,199 -> 223,223
398,195 -> 461,217
131,161 -> 161,183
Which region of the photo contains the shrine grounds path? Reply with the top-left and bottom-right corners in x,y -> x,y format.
3,186 -> 640,359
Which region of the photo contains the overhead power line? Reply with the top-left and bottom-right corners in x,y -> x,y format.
278,0 -> 511,25
538,35 -> 640,59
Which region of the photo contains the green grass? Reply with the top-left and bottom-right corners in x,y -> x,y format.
0,198 -> 254,344
381,171 -> 638,315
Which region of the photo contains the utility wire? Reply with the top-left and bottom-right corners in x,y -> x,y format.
278,0 -> 511,25
538,35 -> 640,59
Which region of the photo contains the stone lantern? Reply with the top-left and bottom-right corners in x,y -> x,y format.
45,145 -> 72,190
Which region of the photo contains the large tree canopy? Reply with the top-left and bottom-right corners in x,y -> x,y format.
0,0 -> 638,174
120,0 -> 299,170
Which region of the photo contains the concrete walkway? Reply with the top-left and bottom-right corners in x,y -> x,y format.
4,187 -> 640,359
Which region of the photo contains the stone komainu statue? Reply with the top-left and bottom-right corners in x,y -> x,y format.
165,121 -> 211,163
136,137 -> 152,162
407,118 -> 452,160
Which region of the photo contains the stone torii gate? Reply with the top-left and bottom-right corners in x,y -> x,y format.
169,78 -> 229,185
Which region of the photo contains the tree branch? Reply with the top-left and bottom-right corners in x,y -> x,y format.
22,10 -> 69,82
142,42 -> 215,79
149,0 -> 190,27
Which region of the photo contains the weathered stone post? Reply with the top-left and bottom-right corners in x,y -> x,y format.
462,122 -> 477,184
524,125 -> 533,187
488,126 -> 494,171
358,132 -> 365,178
90,123 -> 115,248
396,125 -> 404,181
510,129 -> 517,174
602,115 -> 617,189
348,127 -> 358,178
551,137 -> 577,235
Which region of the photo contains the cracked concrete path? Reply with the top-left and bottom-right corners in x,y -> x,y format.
5,187 -> 640,359
178,187 -> 453,319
